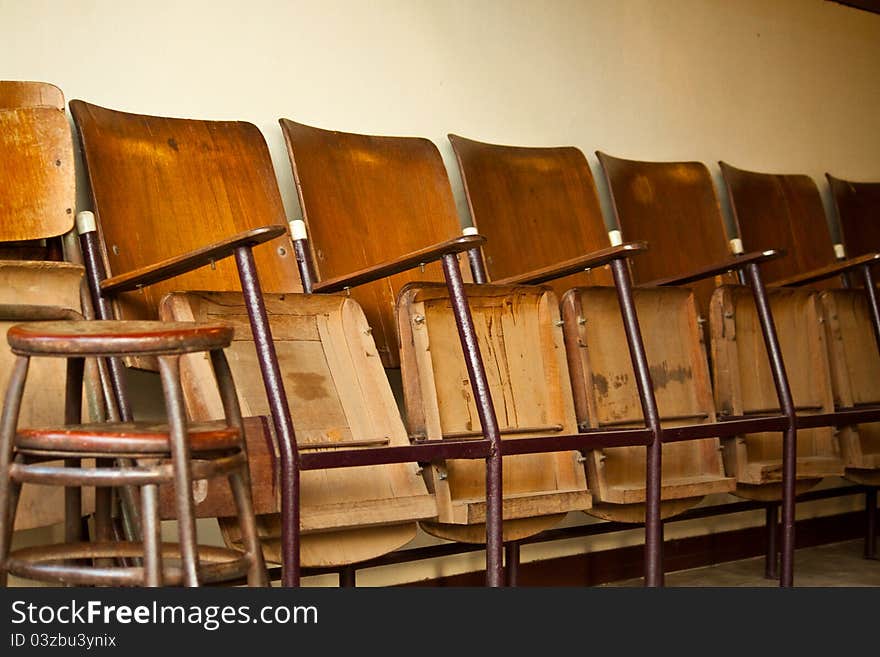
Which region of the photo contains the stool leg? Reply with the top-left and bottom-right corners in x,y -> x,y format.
64,359 -> 85,549
157,355 -> 200,587
210,349 -> 268,586
228,470 -> 268,586
140,483 -> 163,586
0,356 -> 30,586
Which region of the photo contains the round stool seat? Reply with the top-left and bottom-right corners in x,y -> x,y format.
15,421 -> 241,455
7,320 -> 233,357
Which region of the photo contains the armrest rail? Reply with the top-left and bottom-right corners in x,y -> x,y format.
492,241 -> 648,286
641,250 -> 782,288
770,253 -> 880,287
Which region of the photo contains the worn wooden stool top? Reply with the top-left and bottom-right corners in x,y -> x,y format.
7,320 -> 233,357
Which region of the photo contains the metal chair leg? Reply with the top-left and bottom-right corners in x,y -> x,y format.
0,356 -> 29,587
140,483 -> 162,586
158,355 -> 200,587
764,504 -> 779,579
866,487 -> 877,560
505,541 -> 520,587
228,469 -> 268,587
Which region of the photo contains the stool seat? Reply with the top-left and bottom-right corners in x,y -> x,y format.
7,320 -> 233,357
15,421 -> 241,455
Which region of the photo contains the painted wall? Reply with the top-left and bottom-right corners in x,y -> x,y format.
3,0 -> 878,584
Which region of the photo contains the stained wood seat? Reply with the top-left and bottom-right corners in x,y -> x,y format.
15,421 -> 241,455
598,153 -> 844,500
280,120 -> 592,545
827,174 -> 880,261
0,82 -> 101,536
70,101 -> 437,572
722,162 -> 880,486
448,135 -> 734,523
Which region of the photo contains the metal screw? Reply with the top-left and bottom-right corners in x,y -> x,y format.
438,470 -> 448,480
364,327 -> 372,335
723,311 -> 734,319
210,259 -> 216,270
578,316 -> 586,325
344,286 -> 351,296
278,246 -> 287,256
576,455 -> 587,463
111,244 -> 119,255
554,320 -> 563,327
413,314 -> 425,325
419,262 -> 426,273
698,316 -> 708,324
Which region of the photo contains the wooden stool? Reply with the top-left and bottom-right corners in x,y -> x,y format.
0,320 -> 267,587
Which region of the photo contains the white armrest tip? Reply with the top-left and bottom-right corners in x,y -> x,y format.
289,219 -> 308,241
76,211 -> 97,235
833,244 -> 846,259
462,226 -> 479,236
608,230 -> 623,247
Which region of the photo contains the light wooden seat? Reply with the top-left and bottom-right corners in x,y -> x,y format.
449,135 -> 733,523
599,153 -> 843,500
722,162 -> 880,486
0,83 -> 100,534
70,101 -> 437,569
280,120 -> 592,544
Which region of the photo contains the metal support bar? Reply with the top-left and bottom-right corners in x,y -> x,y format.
860,264 -> 880,358
292,236 -> 316,294
764,504 -> 778,579
339,566 -> 356,587
744,262 -> 797,587
610,258 -> 664,587
866,487 -> 877,560
505,541 -> 520,587
441,253 -> 503,587
234,245 -> 300,587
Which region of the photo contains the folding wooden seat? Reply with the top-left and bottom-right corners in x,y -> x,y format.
0,84 -> 102,546
447,135 -> 735,525
827,174 -> 880,260
69,101 -> 438,580
721,162 -> 880,486
278,120 -> 597,550
598,152 -> 844,507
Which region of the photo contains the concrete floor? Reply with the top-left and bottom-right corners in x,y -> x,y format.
609,540 -> 880,587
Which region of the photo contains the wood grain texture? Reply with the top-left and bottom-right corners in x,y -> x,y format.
597,152 -> 736,318
449,136 -> 731,522
710,285 -> 843,497
827,173 -> 880,258
0,81 -> 64,110
449,134 -> 613,298
70,100 -> 300,326
398,282 -> 590,542
280,119 -> 466,368
160,291 -> 436,567
563,286 -> 733,521
0,263 -> 93,530
0,107 -> 75,242
721,162 -> 838,287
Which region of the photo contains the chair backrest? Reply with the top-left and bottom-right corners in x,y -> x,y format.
280,119 -> 464,368
721,162 -> 837,285
827,174 -> 880,258
70,101 -> 299,321
597,152 -> 735,316
448,134 -> 612,297
0,81 -> 64,110
0,106 -> 75,243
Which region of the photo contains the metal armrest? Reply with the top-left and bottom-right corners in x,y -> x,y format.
770,253 -> 880,287
100,225 -> 288,295
641,250 -> 782,287
492,242 -> 648,286
312,234 -> 485,293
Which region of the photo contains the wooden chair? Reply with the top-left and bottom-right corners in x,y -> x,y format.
69,101 -> 438,583
0,80 -> 64,111
721,162 -> 880,487
448,134 -> 735,526
598,152 -> 844,506
0,87 -> 104,553
279,120 -> 597,553
827,174 -> 880,260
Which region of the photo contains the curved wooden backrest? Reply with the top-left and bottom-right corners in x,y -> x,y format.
280,119 -> 463,368
597,152 -> 733,315
449,134 -> 612,295
0,81 -> 64,110
70,101 -> 299,321
827,174 -> 880,258
0,106 -> 75,242
721,162 -> 836,285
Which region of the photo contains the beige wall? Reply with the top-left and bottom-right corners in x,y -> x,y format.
3,0 -> 880,236
3,0 -> 879,584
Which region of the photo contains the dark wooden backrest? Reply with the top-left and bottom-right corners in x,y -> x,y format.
70,101 -> 299,321
449,134 -> 612,296
597,152 -> 734,315
827,174 -> 880,258
280,119 -> 464,368
721,162 -> 836,284
0,81 -> 64,110
0,106 -> 75,242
